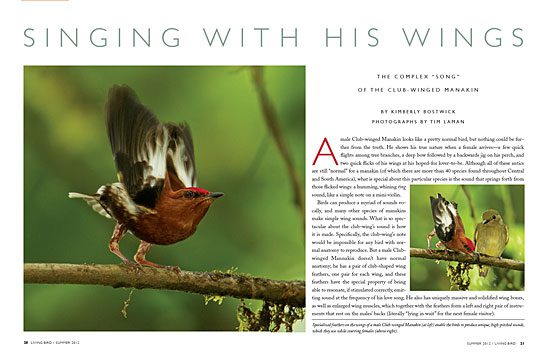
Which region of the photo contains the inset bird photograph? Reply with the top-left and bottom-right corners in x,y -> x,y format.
410,185 -> 524,291
24,66 -> 305,331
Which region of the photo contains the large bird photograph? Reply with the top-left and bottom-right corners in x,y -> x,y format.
24,66 -> 305,331
410,185 -> 524,291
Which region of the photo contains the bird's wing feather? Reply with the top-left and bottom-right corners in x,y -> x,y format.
430,194 -> 455,242
504,224 -> 510,246
106,85 -> 197,208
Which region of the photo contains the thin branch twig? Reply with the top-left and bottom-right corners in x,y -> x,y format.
250,67 -> 305,229
24,263 -> 306,307
460,185 -> 476,221
410,248 -> 524,271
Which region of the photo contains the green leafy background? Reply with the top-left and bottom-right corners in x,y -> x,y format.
410,185 -> 524,291
24,66 -> 305,331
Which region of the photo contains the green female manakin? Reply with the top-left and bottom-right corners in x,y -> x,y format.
474,209 -> 509,277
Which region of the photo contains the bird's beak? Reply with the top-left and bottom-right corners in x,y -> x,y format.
207,192 -> 224,199
482,219 -> 489,224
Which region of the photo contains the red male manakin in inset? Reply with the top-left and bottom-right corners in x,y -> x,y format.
427,193 -> 475,254
69,85 -> 223,272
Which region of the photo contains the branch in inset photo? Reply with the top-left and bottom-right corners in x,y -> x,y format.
410,248 -> 524,271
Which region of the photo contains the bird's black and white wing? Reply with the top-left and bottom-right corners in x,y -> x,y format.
106,85 -> 197,208
429,193 -> 456,243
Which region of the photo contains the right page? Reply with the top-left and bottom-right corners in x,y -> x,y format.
307,1 -> 545,352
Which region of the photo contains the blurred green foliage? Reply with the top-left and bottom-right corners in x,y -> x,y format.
24,66 -> 305,331
410,185 -> 524,291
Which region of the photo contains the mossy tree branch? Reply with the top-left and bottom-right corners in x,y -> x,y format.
24,263 -> 305,307
410,248 -> 524,271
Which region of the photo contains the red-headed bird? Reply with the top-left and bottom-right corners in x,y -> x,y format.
427,193 -> 475,254
69,85 -> 223,272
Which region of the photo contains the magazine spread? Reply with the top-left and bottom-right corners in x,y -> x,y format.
2,0 -> 547,355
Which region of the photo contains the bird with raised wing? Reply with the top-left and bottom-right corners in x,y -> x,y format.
427,193 -> 475,254
69,85 -> 223,272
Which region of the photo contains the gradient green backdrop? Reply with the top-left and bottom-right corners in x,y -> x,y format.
24,66 -> 305,331
410,185 -> 524,291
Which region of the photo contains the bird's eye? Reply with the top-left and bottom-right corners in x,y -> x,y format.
184,190 -> 196,198
492,215 -> 496,219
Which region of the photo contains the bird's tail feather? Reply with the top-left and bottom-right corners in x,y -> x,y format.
68,192 -> 92,199
68,191 -> 112,219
